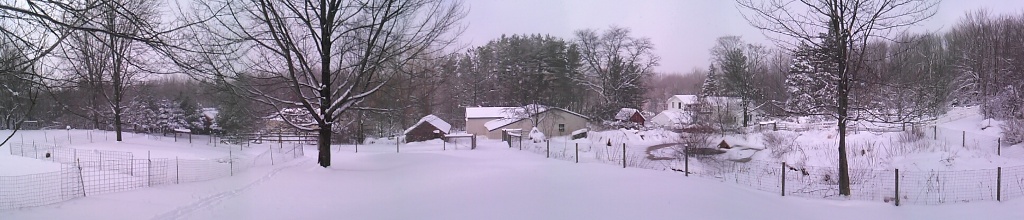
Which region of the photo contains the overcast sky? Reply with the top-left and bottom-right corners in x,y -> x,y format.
458,0 -> 1024,74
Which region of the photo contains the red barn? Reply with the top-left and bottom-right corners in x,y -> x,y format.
615,108 -> 646,127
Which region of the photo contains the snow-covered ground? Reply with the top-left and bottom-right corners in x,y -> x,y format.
3,107 -> 1024,219
2,140 -> 1022,220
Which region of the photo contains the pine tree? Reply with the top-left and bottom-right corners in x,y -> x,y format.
785,40 -> 839,115
701,64 -> 720,97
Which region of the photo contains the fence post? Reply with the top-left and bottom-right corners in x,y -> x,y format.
895,169 -> 900,206
356,143 -> 359,153
396,136 -> 400,153
148,151 -> 152,186
781,162 -> 786,196
189,133 -> 192,144
131,154 -> 135,176
77,158 -> 87,197
933,126 -> 936,140
270,145 -> 275,165
997,167 -> 1002,202
229,149 -> 234,176
962,130 -> 965,147
622,143 -> 626,168
998,138 -> 1001,156
685,144 -> 689,177
519,136 -> 523,151
33,141 -> 37,158
443,137 -> 446,151
175,156 -> 179,184
575,143 -> 579,163
546,141 -> 550,158
472,136 -> 477,150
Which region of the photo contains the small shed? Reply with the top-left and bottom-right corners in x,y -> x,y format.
614,108 -> 646,126
404,115 -> 452,143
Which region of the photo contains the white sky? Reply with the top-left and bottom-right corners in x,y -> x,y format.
458,0 -> 1024,74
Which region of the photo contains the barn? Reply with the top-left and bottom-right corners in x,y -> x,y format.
614,108 -> 646,127
404,115 -> 452,143
466,105 -> 589,139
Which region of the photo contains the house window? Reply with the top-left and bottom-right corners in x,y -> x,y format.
558,124 -> 565,132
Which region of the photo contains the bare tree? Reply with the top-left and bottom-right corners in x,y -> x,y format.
176,0 -> 466,167
575,26 -> 660,119
48,0 -> 161,141
737,0 -> 939,196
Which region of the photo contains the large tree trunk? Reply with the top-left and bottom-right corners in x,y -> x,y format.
318,123 -> 332,167
837,113 -> 851,196
836,32 -> 851,197
108,7 -> 124,142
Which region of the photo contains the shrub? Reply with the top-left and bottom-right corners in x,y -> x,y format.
896,129 -> 925,143
763,131 -> 798,159
1001,119 -> 1024,145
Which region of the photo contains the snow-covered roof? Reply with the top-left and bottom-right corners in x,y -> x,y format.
671,95 -> 740,105
484,118 -> 520,131
465,107 -> 520,119
202,108 -> 219,119
404,115 -> 452,135
671,95 -> 700,104
654,109 -> 688,121
614,108 -> 643,121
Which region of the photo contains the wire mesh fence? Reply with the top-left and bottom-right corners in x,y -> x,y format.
503,136 -> 1024,206
931,125 -> 1004,156
1,142 -> 305,210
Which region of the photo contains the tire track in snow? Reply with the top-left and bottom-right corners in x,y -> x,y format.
151,158 -> 310,220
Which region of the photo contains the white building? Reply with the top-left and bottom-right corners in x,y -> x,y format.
465,105 -> 589,139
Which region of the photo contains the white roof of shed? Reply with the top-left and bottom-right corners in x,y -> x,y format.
404,115 -> 452,135
614,108 -> 642,121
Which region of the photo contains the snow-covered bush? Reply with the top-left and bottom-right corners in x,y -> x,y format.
529,127 -> 546,143
763,131 -> 798,159
896,129 -> 925,143
1001,119 -> 1024,145
675,131 -> 713,158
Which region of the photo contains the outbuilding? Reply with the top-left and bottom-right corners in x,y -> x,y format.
404,115 -> 452,143
614,108 -> 646,127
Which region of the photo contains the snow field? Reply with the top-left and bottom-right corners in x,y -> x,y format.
4,141 -> 1024,220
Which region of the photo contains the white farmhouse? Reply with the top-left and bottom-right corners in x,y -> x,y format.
655,95 -> 743,128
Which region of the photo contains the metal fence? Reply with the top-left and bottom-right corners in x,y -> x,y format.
505,137 -> 1024,206
1,143 -> 305,210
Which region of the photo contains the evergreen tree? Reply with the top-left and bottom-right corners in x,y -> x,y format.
785,40 -> 838,115
701,64 -> 720,97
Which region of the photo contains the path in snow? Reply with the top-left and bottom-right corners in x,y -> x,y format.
151,157 -> 311,220
644,143 -> 679,161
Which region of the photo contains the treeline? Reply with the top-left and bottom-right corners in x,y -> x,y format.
347,27 -> 661,139
700,10 -> 1024,130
